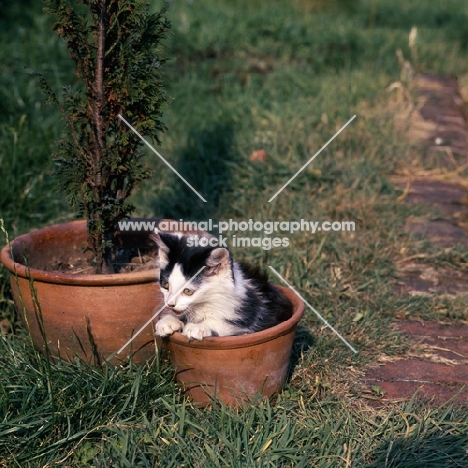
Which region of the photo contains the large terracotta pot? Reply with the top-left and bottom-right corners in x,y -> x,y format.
164,285 -> 304,406
0,220 -> 162,365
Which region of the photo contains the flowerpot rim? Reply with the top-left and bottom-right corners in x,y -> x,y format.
0,220 -> 158,286
166,285 -> 305,350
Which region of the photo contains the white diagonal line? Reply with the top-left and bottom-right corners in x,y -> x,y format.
268,266 -> 357,354
268,115 -> 356,202
115,265 -> 206,356
118,114 -> 207,203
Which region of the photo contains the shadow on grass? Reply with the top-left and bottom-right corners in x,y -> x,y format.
286,325 -> 315,383
365,431 -> 468,467
152,122 -> 238,222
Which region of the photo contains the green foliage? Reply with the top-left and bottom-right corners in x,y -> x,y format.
40,0 -> 171,273
1,330 -> 468,467
0,333 -> 173,466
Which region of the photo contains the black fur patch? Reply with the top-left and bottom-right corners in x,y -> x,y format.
158,232 -> 218,285
228,262 -> 293,332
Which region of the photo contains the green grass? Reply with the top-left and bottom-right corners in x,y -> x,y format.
1,0 -> 468,466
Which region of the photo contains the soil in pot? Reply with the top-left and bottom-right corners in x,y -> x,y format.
28,219 -> 159,275
163,285 -> 305,407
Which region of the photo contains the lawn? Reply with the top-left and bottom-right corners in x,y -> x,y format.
1,0 -> 468,466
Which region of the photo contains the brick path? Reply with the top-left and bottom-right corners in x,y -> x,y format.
362,74 -> 468,406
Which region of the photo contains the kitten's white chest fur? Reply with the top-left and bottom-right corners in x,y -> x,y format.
156,259 -> 250,339
150,229 -> 292,340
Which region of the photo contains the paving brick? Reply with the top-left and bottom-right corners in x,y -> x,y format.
417,336 -> 468,362
365,358 -> 468,385
395,262 -> 468,295
407,73 -> 468,156
391,179 -> 468,218
363,380 -> 468,406
405,218 -> 468,249
396,320 -> 468,339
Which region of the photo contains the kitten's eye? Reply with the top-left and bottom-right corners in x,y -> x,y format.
160,279 -> 169,289
183,288 -> 194,296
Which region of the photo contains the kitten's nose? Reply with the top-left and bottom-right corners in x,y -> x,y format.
166,300 -> 176,308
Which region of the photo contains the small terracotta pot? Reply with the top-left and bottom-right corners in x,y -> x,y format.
164,285 -> 304,406
0,220 -> 162,365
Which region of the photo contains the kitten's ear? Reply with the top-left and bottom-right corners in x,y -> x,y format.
150,229 -> 170,268
205,248 -> 230,276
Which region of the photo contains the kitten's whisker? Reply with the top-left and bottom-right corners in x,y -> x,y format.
268,266 -> 358,354
114,266 -> 206,357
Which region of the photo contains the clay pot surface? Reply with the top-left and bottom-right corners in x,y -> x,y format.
0,220 -> 162,364
164,285 -> 304,406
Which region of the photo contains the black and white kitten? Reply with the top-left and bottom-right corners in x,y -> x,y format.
150,230 -> 293,341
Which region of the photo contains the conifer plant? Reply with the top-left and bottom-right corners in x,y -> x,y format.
39,0 -> 170,273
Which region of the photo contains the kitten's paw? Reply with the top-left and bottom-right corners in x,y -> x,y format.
155,314 -> 183,337
182,323 -> 212,341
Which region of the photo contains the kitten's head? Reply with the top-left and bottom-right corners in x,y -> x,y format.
150,229 -> 232,316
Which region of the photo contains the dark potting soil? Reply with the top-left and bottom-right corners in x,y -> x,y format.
43,246 -> 158,275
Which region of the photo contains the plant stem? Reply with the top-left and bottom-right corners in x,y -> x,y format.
92,0 -> 113,274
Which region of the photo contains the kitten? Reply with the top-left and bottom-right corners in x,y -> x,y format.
150,229 -> 293,341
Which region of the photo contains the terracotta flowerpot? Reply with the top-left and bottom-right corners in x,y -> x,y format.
0,220 -> 162,365
164,285 -> 304,406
